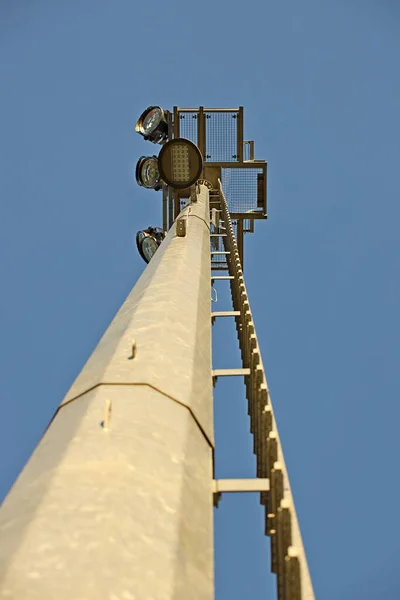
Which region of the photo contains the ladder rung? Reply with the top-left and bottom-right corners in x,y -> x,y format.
213,479 -> 270,494
213,478 -> 270,507
211,251 -> 230,255
211,276 -> 234,280
212,368 -> 251,377
212,311 -> 241,318
210,233 -> 227,237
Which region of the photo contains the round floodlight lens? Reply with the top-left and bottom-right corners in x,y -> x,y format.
135,106 -> 168,144
136,156 -> 161,189
143,108 -> 162,134
141,236 -> 159,262
158,138 -> 203,190
141,158 -> 159,188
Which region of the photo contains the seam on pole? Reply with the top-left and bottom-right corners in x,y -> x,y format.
187,212 -> 211,231
53,382 -> 214,449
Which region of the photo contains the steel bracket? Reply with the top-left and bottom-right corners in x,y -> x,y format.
213,478 -> 270,507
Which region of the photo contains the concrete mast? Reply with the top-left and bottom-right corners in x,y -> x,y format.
0,185 -> 214,600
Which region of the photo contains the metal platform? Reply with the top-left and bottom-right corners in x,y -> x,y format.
163,107 -> 268,271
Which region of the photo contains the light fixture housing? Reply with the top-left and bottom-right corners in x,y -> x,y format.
135,155 -> 163,191
136,227 -> 165,263
157,138 -> 203,190
135,106 -> 169,144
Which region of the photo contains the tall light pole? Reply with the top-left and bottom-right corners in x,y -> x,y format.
0,106 -> 315,600
0,185 -> 214,600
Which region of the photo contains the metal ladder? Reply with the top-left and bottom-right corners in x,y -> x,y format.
210,183 -> 315,600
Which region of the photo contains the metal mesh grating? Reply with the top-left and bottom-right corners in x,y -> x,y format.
210,220 -> 239,270
243,219 -> 254,233
222,168 -> 264,214
211,253 -> 228,269
211,219 -> 230,270
205,112 -> 238,162
178,113 -> 198,146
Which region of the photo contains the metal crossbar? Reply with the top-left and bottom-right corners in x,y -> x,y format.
213,479 -> 270,508
212,368 -> 250,377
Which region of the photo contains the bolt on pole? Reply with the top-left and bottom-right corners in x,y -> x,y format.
0,185 -> 214,600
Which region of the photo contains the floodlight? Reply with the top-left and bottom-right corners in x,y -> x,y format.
135,156 -> 163,190
135,106 -> 169,144
136,227 -> 165,263
157,138 -> 203,190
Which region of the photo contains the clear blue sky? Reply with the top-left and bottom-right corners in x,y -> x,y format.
1,1 -> 400,598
